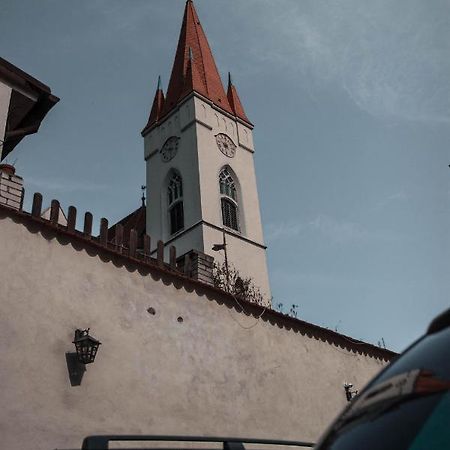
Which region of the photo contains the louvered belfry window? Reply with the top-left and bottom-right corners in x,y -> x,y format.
219,168 -> 239,231
168,173 -> 184,235
221,198 -> 238,230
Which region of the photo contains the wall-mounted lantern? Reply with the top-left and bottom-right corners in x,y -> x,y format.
73,329 -> 101,364
344,382 -> 358,402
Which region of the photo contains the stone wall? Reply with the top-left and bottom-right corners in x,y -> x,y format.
0,207 -> 393,450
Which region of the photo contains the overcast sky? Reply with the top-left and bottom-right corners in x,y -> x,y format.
1,0 -> 449,352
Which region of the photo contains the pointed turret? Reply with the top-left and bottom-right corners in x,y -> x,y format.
227,72 -> 251,125
163,0 -> 233,117
142,76 -> 165,136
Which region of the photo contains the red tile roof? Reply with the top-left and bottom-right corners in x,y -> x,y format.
108,205 -> 146,248
143,77 -> 165,134
227,73 -> 252,126
143,1 -> 253,134
143,0 -> 253,133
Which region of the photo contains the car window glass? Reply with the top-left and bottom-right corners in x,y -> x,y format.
374,327 -> 450,385
322,394 -> 449,450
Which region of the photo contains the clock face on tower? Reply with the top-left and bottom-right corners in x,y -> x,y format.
215,133 -> 236,158
160,136 -> 180,162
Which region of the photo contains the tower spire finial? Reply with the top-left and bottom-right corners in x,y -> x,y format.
228,71 -> 233,87
157,75 -> 161,91
162,0 -> 234,117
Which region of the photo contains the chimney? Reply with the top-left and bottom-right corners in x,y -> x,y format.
177,249 -> 214,286
0,164 -> 24,211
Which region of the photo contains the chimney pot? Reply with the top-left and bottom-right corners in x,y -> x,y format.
0,164 -> 16,176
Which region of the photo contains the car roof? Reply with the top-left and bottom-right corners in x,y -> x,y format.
427,308 -> 450,334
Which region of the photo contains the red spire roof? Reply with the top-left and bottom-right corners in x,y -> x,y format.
163,0 -> 233,117
227,73 -> 252,125
142,76 -> 165,135
143,0 -> 252,133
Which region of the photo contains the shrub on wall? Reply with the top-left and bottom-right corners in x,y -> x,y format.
213,261 -> 266,306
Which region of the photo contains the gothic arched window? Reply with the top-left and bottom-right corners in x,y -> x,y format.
168,172 -> 184,235
219,168 -> 239,231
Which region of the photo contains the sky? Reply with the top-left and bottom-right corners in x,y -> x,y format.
1,0 -> 449,352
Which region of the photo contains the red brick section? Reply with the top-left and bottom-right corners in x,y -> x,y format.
227,74 -> 252,126
143,80 -> 165,134
162,0 -> 234,118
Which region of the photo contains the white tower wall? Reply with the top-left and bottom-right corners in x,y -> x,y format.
145,97 -> 204,257
145,93 -> 271,303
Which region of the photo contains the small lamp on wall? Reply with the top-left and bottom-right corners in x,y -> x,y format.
344,382 -> 358,402
73,328 -> 101,364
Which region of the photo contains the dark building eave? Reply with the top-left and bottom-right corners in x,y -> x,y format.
0,57 -> 59,161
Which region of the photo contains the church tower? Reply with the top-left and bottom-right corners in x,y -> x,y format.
142,0 -> 271,303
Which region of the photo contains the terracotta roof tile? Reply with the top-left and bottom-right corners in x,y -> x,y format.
108,205 -> 146,248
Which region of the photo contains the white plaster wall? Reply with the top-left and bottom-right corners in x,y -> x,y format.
193,96 -> 264,243
160,225 -> 204,260
0,214 -> 388,450
0,81 -> 12,146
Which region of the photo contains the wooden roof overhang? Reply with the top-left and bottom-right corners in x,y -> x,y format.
0,57 -> 59,161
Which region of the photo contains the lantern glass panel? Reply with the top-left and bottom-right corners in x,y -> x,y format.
73,329 -> 101,364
